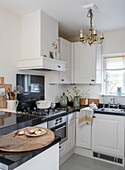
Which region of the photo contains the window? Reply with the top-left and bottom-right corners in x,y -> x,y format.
104,56 -> 125,95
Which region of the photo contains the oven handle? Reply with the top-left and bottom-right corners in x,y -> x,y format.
53,125 -> 66,132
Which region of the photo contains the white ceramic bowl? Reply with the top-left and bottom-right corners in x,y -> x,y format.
36,100 -> 51,109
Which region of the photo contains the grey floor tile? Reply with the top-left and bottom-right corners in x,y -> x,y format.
60,154 -> 125,170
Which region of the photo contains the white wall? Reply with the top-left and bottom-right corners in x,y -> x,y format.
102,29 -> 125,55
0,7 -> 21,87
46,84 -> 65,103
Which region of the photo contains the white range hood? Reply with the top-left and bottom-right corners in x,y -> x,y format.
17,56 -> 66,71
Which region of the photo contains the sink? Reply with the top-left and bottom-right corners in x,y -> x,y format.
98,108 -> 125,113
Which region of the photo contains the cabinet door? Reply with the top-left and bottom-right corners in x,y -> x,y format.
59,38 -> 72,84
59,141 -> 67,158
76,119 -> 91,149
68,119 -> 75,151
41,12 -> 58,57
92,114 -> 124,157
73,42 -> 96,84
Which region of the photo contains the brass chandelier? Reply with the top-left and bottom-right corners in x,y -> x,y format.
80,9 -> 104,46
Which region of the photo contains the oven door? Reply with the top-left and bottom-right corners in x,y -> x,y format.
51,122 -> 68,144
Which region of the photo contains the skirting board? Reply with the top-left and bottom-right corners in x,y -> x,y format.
74,146 -> 93,158
59,149 -> 74,166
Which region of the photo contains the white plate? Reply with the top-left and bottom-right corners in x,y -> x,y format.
25,128 -> 46,137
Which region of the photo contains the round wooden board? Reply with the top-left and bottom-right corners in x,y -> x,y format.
0,127 -> 55,152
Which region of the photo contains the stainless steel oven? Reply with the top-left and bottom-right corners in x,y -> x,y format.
47,115 -> 68,144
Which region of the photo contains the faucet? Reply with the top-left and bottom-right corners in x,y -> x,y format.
109,97 -> 115,108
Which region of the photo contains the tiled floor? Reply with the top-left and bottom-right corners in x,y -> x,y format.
60,154 -> 125,170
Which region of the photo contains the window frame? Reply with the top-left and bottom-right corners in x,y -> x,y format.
103,54 -> 125,96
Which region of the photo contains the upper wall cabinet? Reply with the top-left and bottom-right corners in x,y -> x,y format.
72,42 -> 102,84
21,10 -> 58,59
59,37 -> 72,84
46,37 -> 72,84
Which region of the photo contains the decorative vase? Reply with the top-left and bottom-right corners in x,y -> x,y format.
60,93 -> 68,107
73,96 -> 80,107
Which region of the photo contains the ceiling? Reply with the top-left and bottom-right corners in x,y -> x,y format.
0,0 -> 125,38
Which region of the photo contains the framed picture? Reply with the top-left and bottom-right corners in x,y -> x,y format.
49,51 -> 54,59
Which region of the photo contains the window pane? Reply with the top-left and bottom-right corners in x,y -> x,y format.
105,71 -> 123,94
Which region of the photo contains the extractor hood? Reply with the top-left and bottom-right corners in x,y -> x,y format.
17,56 -> 66,71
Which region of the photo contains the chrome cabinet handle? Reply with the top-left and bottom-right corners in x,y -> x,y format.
54,125 -> 66,132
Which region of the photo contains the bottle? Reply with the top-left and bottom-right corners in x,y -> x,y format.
60,93 -> 68,107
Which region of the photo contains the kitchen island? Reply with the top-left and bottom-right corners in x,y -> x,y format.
0,111 -> 60,170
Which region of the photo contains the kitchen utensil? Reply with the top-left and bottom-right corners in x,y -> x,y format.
36,100 -> 51,109
13,130 -> 19,137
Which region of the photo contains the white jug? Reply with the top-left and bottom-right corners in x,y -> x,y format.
7,100 -> 19,111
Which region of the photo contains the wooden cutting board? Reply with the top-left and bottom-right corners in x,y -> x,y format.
88,99 -> 99,106
0,84 -> 12,108
0,127 -> 55,152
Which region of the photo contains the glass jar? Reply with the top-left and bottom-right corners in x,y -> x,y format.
73,96 -> 80,107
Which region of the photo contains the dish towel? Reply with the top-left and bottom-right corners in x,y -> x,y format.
79,107 -> 94,126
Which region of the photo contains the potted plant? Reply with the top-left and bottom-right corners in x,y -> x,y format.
67,87 -> 81,107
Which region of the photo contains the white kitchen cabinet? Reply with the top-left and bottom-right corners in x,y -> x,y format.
72,42 -> 101,84
21,10 -> 58,59
59,37 -> 72,84
59,141 -> 67,158
67,113 -> 75,151
92,114 -> 125,157
14,143 -> 59,170
76,119 -> 92,149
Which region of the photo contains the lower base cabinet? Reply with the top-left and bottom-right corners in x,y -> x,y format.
59,141 -> 68,158
15,143 -> 59,170
67,118 -> 75,151
92,114 -> 125,157
76,119 -> 92,149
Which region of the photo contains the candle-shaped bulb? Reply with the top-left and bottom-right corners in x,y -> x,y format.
93,29 -> 97,35
100,32 -> 104,38
80,29 -> 84,38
